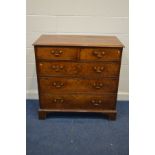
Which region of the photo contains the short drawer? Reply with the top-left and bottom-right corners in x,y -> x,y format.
36,47 -> 78,60
40,94 -> 116,110
37,62 -> 120,77
80,47 -> 121,61
39,77 -> 118,93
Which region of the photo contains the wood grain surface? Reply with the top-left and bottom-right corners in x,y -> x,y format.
33,35 -> 124,47
33,35 -> 124,120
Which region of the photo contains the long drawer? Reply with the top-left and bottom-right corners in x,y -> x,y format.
39,77 -> 118,93
40,94 -> 116,110
37,61 -> 120,77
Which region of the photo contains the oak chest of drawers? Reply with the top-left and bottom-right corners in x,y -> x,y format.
33,35 -> 124,120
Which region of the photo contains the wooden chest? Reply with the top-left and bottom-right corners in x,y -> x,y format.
33,35 -> 124,120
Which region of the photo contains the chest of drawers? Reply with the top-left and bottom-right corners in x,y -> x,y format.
33,35 -> 124,120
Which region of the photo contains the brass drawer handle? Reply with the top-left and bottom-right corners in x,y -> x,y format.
93,82 -> 104,89
93,66 -> 104,73
50,50 -> 63,57
51,65 -> 64,72
53,98 -> 64,103
93,51 -> 105,58
52,82 -> 64,88
91,99 -> 102,106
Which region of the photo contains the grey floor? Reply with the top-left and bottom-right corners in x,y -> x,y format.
26,100 -> 129,155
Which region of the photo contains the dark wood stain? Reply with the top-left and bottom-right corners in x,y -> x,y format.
37,61 -> 120,77
33,35 -> 124,120
39,77 -> 118,93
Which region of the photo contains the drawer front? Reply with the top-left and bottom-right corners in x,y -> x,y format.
40,94 -> 116,110
37,62 -> 120,77
39,77 -> 118,93
80,48 -> 121,61
36,47 -> 78,60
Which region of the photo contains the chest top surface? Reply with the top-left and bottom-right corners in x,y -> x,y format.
33,35 -> 124,48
